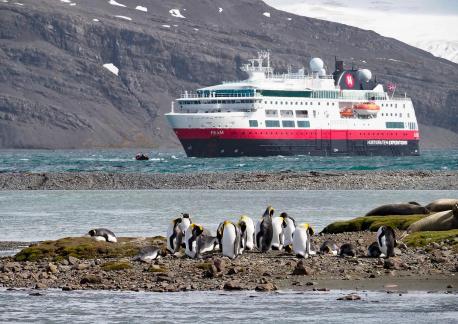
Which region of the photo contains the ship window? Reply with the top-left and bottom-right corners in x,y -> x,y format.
313,110 -> 316,118
305,102 -> 308,105
265,109 -> 278,117
327,102 -> 329,106
280,110 -> 293,117
403,104 -> 405,108
408,113 -> 410,118
318,102 -> 320,105
249,120 -> 258,127
280,101 -> 283,105
296,110 -> 309,118
282,120 -> 295,128
395,104 -> 398,108
386,122 -> 404,129
265,120 -> 280,128
297,120 -> 310,128
275,101 -> 278,105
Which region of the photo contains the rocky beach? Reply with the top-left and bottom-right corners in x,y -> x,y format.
1,170 -> 457,190
1,230 -> 457,293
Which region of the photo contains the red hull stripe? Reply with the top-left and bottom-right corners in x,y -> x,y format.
174,128 -> 420,141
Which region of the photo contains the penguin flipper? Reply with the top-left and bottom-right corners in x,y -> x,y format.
169,231 -> 177,252
175,231 -> 183,252
234,227 -> 241,257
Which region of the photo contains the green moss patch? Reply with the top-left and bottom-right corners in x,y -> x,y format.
195,262 -> 213,271
101,261 -> 132,271
404,230 -> 458,247
321,215 -> 425,234
14,236 -> 166,262
148,265 -> 168,273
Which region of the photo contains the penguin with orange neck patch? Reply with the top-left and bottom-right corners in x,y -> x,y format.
185,223 -> 217,259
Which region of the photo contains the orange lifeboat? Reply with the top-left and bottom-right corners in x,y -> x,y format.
353,102 -> 380,116
340,107 -> 354,118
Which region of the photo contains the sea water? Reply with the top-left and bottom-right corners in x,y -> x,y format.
0,149 -> 457,173
1,190 -> 457,243
0,289 -> 456,323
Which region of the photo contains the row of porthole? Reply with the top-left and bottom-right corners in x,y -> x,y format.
264,101 -> 332,106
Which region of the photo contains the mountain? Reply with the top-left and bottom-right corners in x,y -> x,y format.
415,40 -> 458,65
1,0 -> 457,149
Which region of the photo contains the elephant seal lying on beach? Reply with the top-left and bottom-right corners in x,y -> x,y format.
365,203 -> 429,216
425,199 -> 458,213
407,204 -> 458,233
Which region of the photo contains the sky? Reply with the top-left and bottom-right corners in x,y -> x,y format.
264,0 -> 458,44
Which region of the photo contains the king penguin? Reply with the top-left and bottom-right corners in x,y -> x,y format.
280,212 -> 296,253
238,215 -> 255,251
255,206 -> 274,252
271,214 -> 286,250
292,223 -> 314,258
185,224 -> 217,259
377,225 -> 396,258
367,241 -> 382,258
221,221 -> 242,259
179,213 -> 192,234
319,240 -> 338,255
87,228 -> 117,243
166,217 -> 183,254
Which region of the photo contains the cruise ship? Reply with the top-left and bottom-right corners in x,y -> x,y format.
166,52 -> 420,157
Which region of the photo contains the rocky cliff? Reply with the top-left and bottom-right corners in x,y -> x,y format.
1,0 -> 457,149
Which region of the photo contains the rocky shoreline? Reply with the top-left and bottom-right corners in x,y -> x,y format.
1,171 -> 457,190
1,232 -> 456,293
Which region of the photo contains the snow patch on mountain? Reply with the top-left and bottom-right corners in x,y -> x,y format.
103,63 -> 119,76
135,6 -> 147,12
169,9 -> 185,18
114,15 -> 132,21
263,12 -> 270,17
108,0 -> 125,8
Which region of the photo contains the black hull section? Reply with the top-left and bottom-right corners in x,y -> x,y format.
179,139 -> 420,157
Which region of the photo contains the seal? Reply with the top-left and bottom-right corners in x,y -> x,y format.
292,223 -> 314,258
221,221 -> 242,259
339,243 -> 355,257
238,215 -> 255,251
377,225 -> 396,257
407,204 -> 458,232
367,241 -> 382,258
255,206 -> 274,252
166,217 -> 183,253
319,240 -> 338,255
87,228 -> 117,243
365,203 -> 429,216
425,199 -> 458,213
133,246 -> 162,263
